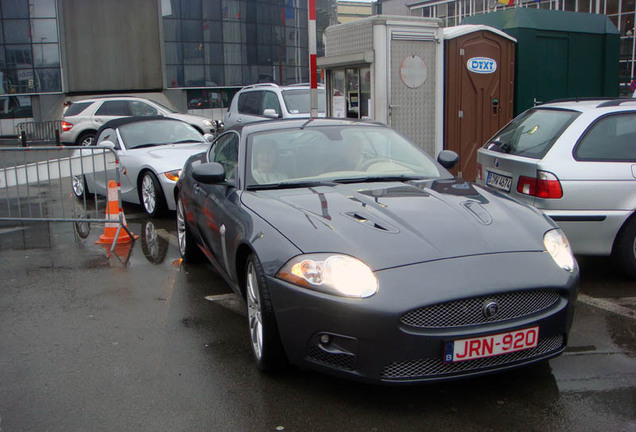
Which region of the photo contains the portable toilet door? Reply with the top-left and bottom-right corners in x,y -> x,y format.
443,25 -> 516,181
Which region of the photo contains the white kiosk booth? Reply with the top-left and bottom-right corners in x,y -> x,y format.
318,16 -> 444,158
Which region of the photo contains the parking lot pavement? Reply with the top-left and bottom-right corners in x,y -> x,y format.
0,213 -> 635,432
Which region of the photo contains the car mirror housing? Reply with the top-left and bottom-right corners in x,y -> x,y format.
437,150 -> 460,169
100,140 -> 115,149
203,133 -> 215,143
262,109 -> 280,119
192,162 -> 227,184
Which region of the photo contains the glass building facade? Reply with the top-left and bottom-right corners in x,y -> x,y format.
0,0 -> 61,118
408,0 -> 636,96
161,0 -> 336,108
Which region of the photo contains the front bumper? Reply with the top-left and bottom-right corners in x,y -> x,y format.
267,251 -> 578,384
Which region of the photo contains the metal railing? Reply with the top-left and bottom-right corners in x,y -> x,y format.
0,146 -> 135,250
16,120 -> 63,146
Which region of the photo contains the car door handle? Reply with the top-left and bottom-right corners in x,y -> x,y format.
631,164 -> 636,179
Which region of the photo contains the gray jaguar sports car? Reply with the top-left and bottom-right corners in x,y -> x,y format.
175,118 -> 579,384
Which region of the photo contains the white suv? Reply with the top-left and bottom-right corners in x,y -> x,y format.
61,96 -> 217,146
223,83 -> 326,128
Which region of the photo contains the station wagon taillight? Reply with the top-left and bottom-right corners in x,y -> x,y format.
517,171 -> 563,199
62,121 -> 73,132
476,162 -> 483,180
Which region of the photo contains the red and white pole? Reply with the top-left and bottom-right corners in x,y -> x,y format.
308,0 -> 318,118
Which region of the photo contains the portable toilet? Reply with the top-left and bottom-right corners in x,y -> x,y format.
443,25 -> 516,181
318,16 -> 444,157
462,9 -> 619,116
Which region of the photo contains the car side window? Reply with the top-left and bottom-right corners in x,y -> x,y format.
95,127 -> 121,150
261,91 -> 281,116
575,112 -> 636,162
95,100 -> 130,116
130,101 -> 158,116
210,133 -> 239,182
237,91 -> 263,115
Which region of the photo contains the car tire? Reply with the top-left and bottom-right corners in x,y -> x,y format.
139,171 -> 167,218
176,195 -> 203,262
613,216 -> 636,279
245,253 -> 287,372
71,174 -> 89,199
76,131 -> 96,147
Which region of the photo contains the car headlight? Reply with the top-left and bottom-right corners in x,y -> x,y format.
277,254 -> 378,298
164,169 -> 181,182
543,229 -> 575,272
202,120 -> 213,126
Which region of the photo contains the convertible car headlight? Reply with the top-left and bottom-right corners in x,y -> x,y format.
164,170 -> 181,182
202,120 -> 213,126
277,254 -> 378,298
544,229 -> 575,272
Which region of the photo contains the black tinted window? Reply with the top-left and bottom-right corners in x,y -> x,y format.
575,112 -> 636,162
237,91 -> 263,115
95,100 -> 130,116
64,102 -> 92,117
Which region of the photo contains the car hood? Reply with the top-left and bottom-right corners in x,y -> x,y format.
241,180 -> 555,271
126,143 -> 209,173
167,113 -> 211,125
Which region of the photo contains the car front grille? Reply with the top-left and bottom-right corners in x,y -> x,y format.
381,335 -> 564,380
401,290 -> 561,328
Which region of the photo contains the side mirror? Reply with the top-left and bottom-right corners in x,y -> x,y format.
262,109 -> 280,119
437,150 -> 460,169
192,162 -> 226,184
203,133 -> 215,143
100,140 -> 116,149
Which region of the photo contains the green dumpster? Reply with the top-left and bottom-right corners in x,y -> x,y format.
462,9 -> 619,115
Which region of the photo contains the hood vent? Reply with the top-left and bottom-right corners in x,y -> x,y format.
344,212 -> 398,233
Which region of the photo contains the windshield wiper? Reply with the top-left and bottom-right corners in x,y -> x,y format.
332,174 -> 434,184
246,180 -> 338,191
173,139 -> 205,144
487,140 -> 512,154
131,143 -> 161,149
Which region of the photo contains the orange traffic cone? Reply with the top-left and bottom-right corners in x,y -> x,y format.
96,180 -> 138,245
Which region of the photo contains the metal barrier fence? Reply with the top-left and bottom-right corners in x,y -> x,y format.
0,146 -> 135,250
16,121 -> 63,146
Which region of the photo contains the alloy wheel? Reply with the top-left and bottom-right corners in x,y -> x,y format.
72,175 -> 85,197
141,175 -> 156,214
246,261 -> 264,361
176,198 -> 187,257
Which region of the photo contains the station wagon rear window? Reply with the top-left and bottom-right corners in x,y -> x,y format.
484,108 -> 580,159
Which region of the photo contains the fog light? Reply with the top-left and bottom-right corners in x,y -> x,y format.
320,334 -> 330,344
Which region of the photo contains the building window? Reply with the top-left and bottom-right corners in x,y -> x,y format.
0,0 -> 62,98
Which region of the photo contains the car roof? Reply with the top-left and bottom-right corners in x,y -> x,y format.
74,95 -> 157,104
96,116 -> 184,137
229,118 -> 387,135
535,98 -> 636,113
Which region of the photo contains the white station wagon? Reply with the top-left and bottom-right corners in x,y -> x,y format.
476,99 -> 636,278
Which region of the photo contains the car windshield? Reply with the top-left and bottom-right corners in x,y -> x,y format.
119,120 -> 205,149
484,108 -> 580,159
281,89 -> 326,114
245,125 -> 445,188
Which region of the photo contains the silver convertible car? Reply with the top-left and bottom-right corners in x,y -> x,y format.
72,117 -> 212,217
176,119 -> 579,384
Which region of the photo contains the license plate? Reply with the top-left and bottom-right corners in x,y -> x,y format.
486,172 -> 512,192
444,327 -> 539,363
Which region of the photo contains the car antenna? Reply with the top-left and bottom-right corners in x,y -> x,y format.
300,118 -> 315,130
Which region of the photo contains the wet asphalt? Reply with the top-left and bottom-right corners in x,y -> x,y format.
0,201 -> 635,431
